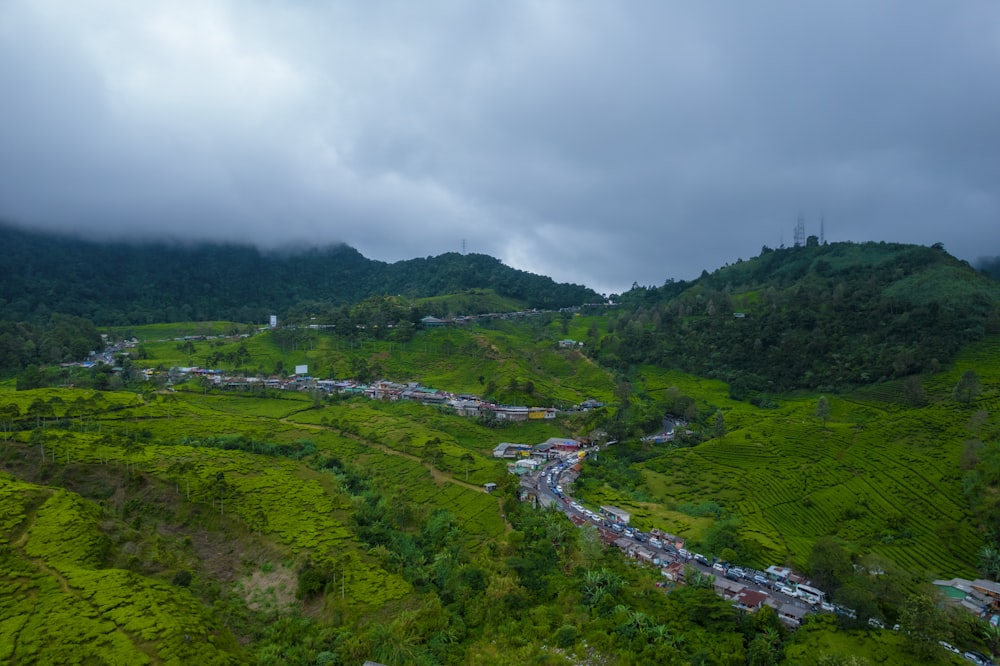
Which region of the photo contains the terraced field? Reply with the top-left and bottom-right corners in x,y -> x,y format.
0,474 -> 240,664
582,337 -> 1000,578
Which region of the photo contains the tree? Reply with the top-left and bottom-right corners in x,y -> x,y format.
714,410 -> 726,439
816,395 -> 831,427
423,438 -> 444,468
979,545 -> 1000,579
0,403 -> 20,440
26,398 -> 54,429
460,452 -> 474,481
898,592 -> 948,661
982,622 -> 1000,657
954,370 -> 982,404
903,376 -> 927,407
16,364 -> 45,391
806,536 -> 854,596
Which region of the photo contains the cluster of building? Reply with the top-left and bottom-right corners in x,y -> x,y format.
164,367 -> 606,424
935,577 -> 1000,626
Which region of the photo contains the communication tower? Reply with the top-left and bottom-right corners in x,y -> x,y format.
793,215 -> 806,248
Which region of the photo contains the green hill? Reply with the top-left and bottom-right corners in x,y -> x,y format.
2,238 -> 999,663
0,223 -> 601,326
599,241 -> 1000,393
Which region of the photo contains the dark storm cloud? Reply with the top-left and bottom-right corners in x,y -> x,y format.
0,1 -> 997,295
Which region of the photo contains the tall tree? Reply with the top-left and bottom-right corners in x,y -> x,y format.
816,395 -> 831,427
898,593 -> 948,661
954,370 -> 982,404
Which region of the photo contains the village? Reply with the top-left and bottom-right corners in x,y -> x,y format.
66,335 -> 1000,663
501,438 -> 1000,657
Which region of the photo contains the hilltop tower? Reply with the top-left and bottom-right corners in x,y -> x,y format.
793,215 -> 806,248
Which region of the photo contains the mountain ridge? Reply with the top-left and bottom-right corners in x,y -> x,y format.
0,222 -> 601,325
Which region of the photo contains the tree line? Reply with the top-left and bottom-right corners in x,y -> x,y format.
593,242 -> 1000,394
0,223 -> 600,326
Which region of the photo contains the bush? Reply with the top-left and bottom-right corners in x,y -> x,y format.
554,624 -> 577,648
171,569 -> 192,587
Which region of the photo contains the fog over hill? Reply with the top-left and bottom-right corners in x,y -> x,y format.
1,2 -> 998,294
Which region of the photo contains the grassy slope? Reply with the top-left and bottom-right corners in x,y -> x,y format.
578,336 -> 1000,579
0,474 -> 240,664
0,374 -> 584,662
127,318 -> 617,406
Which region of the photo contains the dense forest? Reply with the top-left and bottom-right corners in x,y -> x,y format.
0,223 -> 600,325
595,242 -> 1000,394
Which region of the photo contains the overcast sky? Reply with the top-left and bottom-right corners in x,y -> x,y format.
1,2 -> 998,295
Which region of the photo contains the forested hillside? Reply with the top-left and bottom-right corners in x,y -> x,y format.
0,223 -> 600,325
597,242 -> 1000,394
2,235 -> 1000,663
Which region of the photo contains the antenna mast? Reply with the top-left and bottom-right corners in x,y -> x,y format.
793,214 -> 806,248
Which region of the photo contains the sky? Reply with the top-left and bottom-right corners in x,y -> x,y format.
1,2 -> 998,296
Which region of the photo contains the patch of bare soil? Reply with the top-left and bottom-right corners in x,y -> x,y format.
237,564 -> 299,612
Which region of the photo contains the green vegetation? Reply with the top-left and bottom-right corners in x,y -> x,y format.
599,242 -> 1000,393
0,236 -> 998,663
0,224 -> 600,326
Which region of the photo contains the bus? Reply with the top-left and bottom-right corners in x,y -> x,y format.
795,584 -> 825,605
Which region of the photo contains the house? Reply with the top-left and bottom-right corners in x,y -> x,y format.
513,457 -> 545,472
420,316 -> 448,327
558,339 -> 580,348
483,482 -> 497,493
972,579 -> 1000,611
451,398 -> 483,417
766,566 -> 794,584
713,578 -> 746,600
545,437 -> 580,452
493,442 -> 533,458
598,528 -> 619,545
661,562 -> 686,583
600,505 -> 631,525
494,406 -> 530,422
777,603 -> 810,627
736,589 -> 770,612
934,577 -> 993,614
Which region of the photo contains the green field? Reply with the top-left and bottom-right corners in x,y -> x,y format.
1,318 -> 998,663
575,336 -> 1000,580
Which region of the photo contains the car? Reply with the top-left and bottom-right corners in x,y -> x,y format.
728,567 -> 745,579
712,562 -> 726,573
938,641 -> 960,655
611,523 -> 624,533
779,585 -> 796,596
820,601 -> 835,613
649,537 -> 662,549
694,554 -> 709,565
963,651 -> 991,665
591,514 -> 601,523
678,548 -> 689,559
753,574 -> 768,586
